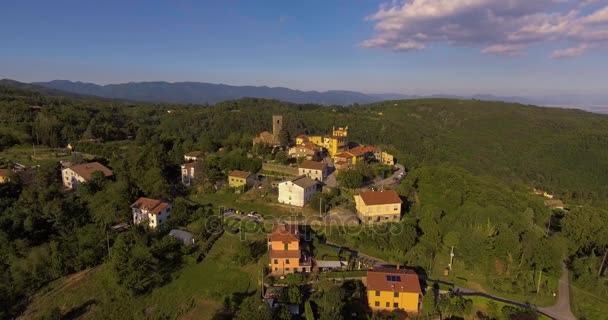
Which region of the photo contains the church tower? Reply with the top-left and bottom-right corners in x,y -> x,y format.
272,115 -> 283,144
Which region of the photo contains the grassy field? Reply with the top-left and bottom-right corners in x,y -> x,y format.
0,144 -> 92,167
20,232 -> 265,320
467,296 -> 552,320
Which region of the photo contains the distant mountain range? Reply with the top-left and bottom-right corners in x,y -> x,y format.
19,79 -> 608,113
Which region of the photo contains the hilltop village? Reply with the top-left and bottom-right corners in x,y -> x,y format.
0,105 -> 575,320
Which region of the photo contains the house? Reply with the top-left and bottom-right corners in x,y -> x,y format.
267,224 -> 311,275
228,170 -> 255,189
334,151 -> 355,171
349,145 -> 375,163
298,160 -> 328,181
130,197 -> 172,229
380,152 -> 395,166
184,151 -> 203,162
168,229 -> 195,245
61,162 -> 113,190
181,162 -> 196,186
295,134 -> 309,145
0,169 -> 11,183
354,190 -> 402,223
278,175 -> 318,207
367,267 -> 422,313
544,199 -> 565,210
288,142 -> 322,160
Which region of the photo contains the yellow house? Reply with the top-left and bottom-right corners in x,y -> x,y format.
295,135 -> 309,145
381,152 -> 395,166
324,126 -> 348,156
367,268 -> 422,313
228,170 -> 255,189
309,135 -> 324,147
268,224 -> 311,275
354,190 -> 402,223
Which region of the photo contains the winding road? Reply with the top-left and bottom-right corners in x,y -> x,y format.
538,262 -> 576,320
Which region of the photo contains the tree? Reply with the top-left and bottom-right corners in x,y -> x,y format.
288,285 -> 302,304
275,305 -> 292,320
337,170 -> 363,189
234,296 -> 273,320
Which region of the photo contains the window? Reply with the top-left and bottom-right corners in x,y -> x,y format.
375,291 -> 380,296
285,259 -> 290,264
274,267 -> 278,271
284,243 -> 288,250
385,302 -> 390,308
393,292 -> 399,298
294,268 -> 298,272
393,303 -> 399,308
376,207 -> 381,212
385,205 -> 389,211
367,208 -> 372,213
274,259 -> 278,264
374,301 -> 380,307
285,268 -> 290,271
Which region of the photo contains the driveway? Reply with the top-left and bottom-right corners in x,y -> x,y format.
538,262 -> 576,320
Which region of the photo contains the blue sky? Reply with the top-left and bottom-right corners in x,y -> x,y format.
1,0 -> 607,96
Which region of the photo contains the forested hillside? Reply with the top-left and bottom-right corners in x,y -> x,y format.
1,83 -> 607,319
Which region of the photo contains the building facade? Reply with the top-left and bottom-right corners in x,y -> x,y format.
278,175 -> 318,207
184,151 -> 203,162
130,197 -> 172,229
354,190 -> 402,223
228,170 -> 255,189
181,162 -> 196,186
367,268 -> 422,313
61,162 -> 113,190
298,160 -> 327,181
268,224 -> 311,275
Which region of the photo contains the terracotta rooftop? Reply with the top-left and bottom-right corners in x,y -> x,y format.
229,170 -> 253,179
367,268 -> 421,294
182,162 -> 196,169
334,152 -> 354,158
0,169 -> 11,178
269,249 -> 301,259
300,142 -> 319,151
268,224 -> 300,242
130,197 -> 171,215
299,160 -> 326,171
66,162 -> 113,181
358,190 -> 402,205
544,199 -> 565,208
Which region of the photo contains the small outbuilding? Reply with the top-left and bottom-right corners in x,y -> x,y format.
168,229 -> 195,245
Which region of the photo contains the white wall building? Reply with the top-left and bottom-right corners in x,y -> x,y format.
298,160 -> 328,181
181,162 -> 196,186
130,197 -> 172,229
61,162 -> 113,190
278,175 -> 318,207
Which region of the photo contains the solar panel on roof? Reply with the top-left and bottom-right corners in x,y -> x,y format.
386,275 -> 401,282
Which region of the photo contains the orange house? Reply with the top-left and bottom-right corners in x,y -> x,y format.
268,224 -> 311,275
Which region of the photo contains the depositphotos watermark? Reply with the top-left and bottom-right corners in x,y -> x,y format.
207,206 -> 407,241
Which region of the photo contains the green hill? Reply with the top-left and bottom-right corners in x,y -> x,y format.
1,85 -> 607,319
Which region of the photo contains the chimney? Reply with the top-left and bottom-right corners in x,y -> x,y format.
396,264 -> 400,270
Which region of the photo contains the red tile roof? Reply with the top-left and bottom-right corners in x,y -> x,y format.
300,142 -> 318,151
0,169 -> 10,178
229,170 -> 253,179
130,197 -> 171,215
269,250 -> 301,259
358,190 -> 402,205
66,162 -> 113,181
299,160 -> 326,171
268,224 -> 300,242
334,152 -> 354,159
182,162 -> 196,169
367,268 -> 421,294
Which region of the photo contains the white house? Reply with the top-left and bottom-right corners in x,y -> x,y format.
130,197 -> 172,229
181,162 -> 196,186
298,160 -> 328,181
61,162 -> 113,190
278,175 -> 318,207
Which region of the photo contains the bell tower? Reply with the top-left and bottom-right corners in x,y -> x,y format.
272,115 -> 283,143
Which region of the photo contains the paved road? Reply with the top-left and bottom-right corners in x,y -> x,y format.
371,164 -> 405,189
538,262 -> 576,320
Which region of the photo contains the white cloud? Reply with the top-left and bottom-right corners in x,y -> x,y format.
550,44 -> 590,58
361,0 -> 608,58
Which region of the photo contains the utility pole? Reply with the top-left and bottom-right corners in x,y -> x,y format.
449,246 -> 455,270
599,247 -> 608,277
537,270 -> 543,294
319,197 -> 322,217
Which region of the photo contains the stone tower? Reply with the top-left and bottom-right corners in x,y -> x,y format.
272,115 -> 283,144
